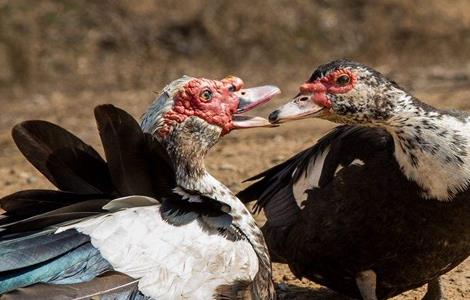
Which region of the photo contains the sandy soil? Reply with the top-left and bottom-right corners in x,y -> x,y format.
0,77 -> 468,299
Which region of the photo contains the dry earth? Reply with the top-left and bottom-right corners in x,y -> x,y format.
0,69 -> 468,299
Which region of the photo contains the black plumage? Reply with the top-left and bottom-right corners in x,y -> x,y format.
239,125 -> 470,299
94,105 -> 172,197
240,60 -> 470,299
12,120 -> 114,195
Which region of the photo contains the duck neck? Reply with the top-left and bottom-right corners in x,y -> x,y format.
162,119 -> 275,299
379,93 -> 470,201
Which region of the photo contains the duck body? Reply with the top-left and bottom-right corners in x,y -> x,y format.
0,105 -> 261,300
240,60 -> 470,299
1,76 -> 280,299
260,126 -> 470,299
55,202 -> 258,300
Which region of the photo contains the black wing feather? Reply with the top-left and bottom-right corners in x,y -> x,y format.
0,190 -> 103,223
94,104 -> 175,198
12,121 -> 114,195
0,198 -> 109,236
161,188 -> 233,230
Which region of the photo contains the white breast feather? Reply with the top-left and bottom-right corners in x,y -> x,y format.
56,205 -> 258,300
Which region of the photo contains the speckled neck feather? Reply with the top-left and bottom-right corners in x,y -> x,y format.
379,92 -> 470,201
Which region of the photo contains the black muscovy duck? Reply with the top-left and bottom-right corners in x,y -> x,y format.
238,60 -> 470,300
0,75 -> 280,299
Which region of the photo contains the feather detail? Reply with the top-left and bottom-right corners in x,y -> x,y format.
0,272 -> 143,300
94,105 -> 165,197
160,189 -> 232,230
11,121 -> 113,194
102,196 -> 159,212
0,199 -> 109,236
0,190 -> 104,223
0,230 -> 89,272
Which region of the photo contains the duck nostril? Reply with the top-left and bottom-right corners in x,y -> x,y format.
268,110 -> 280,123
300,96 -> 309,102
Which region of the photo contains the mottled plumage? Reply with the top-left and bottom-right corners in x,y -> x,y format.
240,60 -> 470,299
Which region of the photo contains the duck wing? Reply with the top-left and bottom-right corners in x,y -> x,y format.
94,105 -> 174,199
0,272 -> 146,300
237,125 -> 393,226
0,105 -> 179,294
12,120 -> 113,195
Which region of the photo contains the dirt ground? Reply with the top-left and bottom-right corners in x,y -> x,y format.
0,68 -> 468,299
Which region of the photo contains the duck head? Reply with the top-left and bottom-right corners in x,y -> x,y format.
141,76 -> 280,182
142,75 -> 280,139
269,59 -> 408,125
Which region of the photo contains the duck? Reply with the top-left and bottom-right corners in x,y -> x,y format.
0,75 -> 281,299
238,59 -> 470,300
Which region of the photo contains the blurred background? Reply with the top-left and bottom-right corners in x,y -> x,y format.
0,1 -> 469,299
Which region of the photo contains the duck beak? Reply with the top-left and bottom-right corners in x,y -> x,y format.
232,85 -> 281,129
268,93 -> 326,124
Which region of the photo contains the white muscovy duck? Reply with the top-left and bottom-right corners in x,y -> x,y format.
238,60 -> 470,300
0,75 -> 280,299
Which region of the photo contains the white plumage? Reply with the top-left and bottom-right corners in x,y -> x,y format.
57,198 -> 259,300
292,146 -> 330,207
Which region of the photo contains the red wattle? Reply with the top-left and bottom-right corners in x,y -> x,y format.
313,93 -> 332,108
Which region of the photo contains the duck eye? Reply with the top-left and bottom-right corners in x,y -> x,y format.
336,75 -> 350,86
228,84 -> 236,92
200,89 -> 213,102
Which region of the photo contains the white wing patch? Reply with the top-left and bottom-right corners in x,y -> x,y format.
292,146 -> 330,208
102,196 -> 159,211
334,159 -> 365,176
56,205 -> 258,300
351,158 -> 365,166
292,150 -> 367,208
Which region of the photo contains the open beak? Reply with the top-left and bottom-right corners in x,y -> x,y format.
232,85 -> 281,129
268,93 -> 326,124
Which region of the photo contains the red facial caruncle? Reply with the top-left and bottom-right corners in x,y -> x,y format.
159,77 -> 243,136
300,69 -> 357,108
